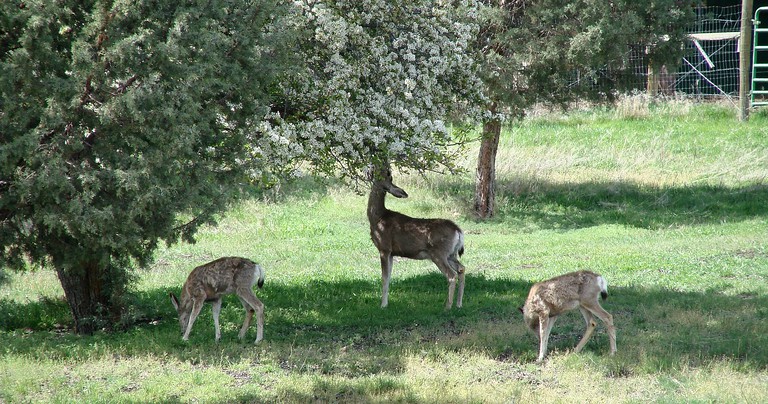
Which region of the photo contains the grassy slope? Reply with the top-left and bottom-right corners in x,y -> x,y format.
2,102 -> 768,403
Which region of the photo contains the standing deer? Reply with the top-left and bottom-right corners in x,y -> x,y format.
519,270 -> 617,362
170,257 -> 265,343
367,164 -> 466,310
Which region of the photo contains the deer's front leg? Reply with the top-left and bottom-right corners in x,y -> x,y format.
183,300 -> 205,341
537,315 -> 556,362
587,304 -> 617,355
380,253 -> 393,308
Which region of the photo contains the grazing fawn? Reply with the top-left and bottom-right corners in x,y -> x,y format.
367,163 -> 466,310
519,270 -> 617,361
170,257 -> 265,343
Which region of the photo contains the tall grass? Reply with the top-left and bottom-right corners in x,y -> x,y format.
2,101 -> 768,402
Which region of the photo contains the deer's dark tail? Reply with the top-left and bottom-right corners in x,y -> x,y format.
598,275 -> 608,300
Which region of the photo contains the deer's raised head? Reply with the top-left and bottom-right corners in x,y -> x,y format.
366,163 -> 466,310
368,164 -> 408,199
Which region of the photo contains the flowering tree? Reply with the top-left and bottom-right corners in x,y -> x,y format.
257,0 -> 485,181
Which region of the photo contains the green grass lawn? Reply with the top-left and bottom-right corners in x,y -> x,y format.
2,101 -> 768,402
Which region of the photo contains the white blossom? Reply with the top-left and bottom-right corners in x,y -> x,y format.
259,0 -> 485,179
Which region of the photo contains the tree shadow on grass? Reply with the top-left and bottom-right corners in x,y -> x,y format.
1,271 -> 767,402
603,285 -> 768,375
209,278 -> 748,399
3,272 -> 767,371
242,174 -> 768,232
0,295 -> 71,331
436,178 -> 768,230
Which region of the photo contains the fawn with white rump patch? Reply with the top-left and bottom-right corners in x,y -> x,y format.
519,270 -> 617,361
367,163 -> 466,310
170,257 -> 265,343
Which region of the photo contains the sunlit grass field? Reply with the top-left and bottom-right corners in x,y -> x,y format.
2,100 -> 768,402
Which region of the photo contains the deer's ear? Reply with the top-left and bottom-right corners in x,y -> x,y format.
170,293 -> 180,311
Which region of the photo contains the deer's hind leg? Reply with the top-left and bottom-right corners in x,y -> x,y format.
450,256 -> 465,308
584,302 -> 617,355
237,289 -> 264,343
574,307 -> 597,353
456,269 -> 465,308
433,256 -> 459,310
211,298 -> 223,342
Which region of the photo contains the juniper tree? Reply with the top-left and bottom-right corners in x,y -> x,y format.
0,0 -> 292,334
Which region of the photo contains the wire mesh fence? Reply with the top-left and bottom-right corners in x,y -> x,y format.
574,4 -> 743,101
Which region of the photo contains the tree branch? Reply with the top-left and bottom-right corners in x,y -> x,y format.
115,75 -> 139,95
79,76 -> 93,108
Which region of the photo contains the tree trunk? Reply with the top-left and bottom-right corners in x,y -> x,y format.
474,107 -> 501,219
54,260 -> 113,335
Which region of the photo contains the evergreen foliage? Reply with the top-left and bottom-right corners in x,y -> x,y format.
0,0 -> 291,332
0,0 -> 485,333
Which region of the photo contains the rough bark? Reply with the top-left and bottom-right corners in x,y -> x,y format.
54,260 -> 114,335
474,111 -> 501,219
